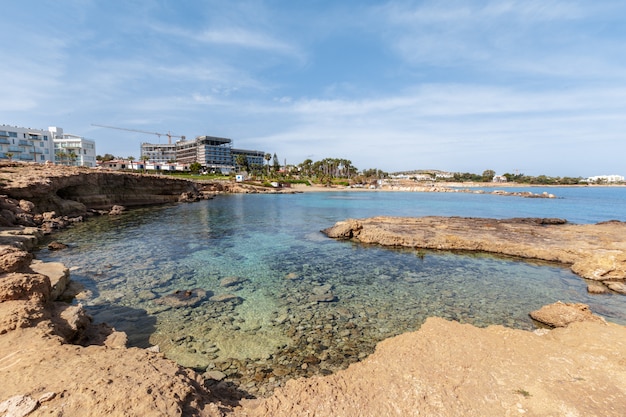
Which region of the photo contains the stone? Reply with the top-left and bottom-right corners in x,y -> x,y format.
285,272 -> 300,280
220,276 -> 244,287
529,302 -> 605,328
28,260 -> 70,300
47,241 -> 68,250
108,205 -> 126,215
605,281 -> 626,295
204,370 -> 227,381
154,289 -> 208,308
587,282 -> 610,294
0,395 -> 38,417
209,293 -> 241,303
0,246 -> 33,274
0,273 -> 51,303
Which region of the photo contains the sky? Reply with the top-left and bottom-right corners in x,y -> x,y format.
2,0 -> 625,177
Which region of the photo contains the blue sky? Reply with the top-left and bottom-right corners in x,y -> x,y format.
2,1 -> 625,176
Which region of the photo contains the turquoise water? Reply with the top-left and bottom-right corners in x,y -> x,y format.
37,188 -> 626,396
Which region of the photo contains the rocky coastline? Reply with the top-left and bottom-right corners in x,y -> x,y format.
1,162 -> 625,416
322,216 -> 626,295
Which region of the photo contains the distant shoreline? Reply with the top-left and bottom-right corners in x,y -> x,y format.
290,181 -> 626,193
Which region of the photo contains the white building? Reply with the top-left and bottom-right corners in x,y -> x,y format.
0,124 -> 55,163
140,142 -> 177,163
50,127 -> 97,167
586,174 -> 625,183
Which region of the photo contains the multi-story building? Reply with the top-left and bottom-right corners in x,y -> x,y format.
175,135 -> 236,173
232,148 -> 265,170
140,142 -> 176,163
0,124 -> 55,163
50,127 -> 97,167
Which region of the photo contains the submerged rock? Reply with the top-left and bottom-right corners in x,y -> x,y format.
209,293 -> 242,303
154,289 -> 208,308
220,276 -> 245,288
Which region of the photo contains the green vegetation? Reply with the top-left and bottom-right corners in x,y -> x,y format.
514,389 -> 532,398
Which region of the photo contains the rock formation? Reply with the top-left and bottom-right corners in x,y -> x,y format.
0,162 -> 205,216
323,216 -> 626,294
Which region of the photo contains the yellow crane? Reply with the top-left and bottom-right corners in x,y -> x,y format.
91,124 -> 186,144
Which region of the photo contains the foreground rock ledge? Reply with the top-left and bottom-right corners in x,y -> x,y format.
322,216 -> 626,293
240,317 -> 626,417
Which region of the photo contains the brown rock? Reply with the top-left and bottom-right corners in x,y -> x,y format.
47,241 -> 68,251
0,246 -> 33,274
605,281 -> 626,295
323,216 -> 626,291
108,205 -> 126,215
220,276 -> 244,287
155,289 -> 208,308
529,302 -> 605,328
0,273 -> 51,303
242,317 -> 626,417
209,293 -> 241,303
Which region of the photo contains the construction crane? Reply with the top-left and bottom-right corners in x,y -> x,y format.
91,124 -> 186,144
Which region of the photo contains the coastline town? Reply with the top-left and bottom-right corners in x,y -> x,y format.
1,123 -> 624,186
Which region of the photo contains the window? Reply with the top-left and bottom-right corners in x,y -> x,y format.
8,132 -> 17,138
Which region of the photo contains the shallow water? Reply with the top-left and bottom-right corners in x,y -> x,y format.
37,189 -> 626,396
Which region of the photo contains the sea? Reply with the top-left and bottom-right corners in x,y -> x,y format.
36,186 -> 626,396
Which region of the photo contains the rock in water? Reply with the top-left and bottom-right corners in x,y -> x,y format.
220,276 -> 244,287
529,302 -> 605,328
155,289 -> 208,308
47,241 -> 68,250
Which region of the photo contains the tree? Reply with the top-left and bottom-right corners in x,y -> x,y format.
264,153 -> 272,176
189,162 -> 202,174
482,169 -> 496,182
68,151 -> 78,166
272,153 -> 280,172
55,151 -> 67,165
235,154 -> 248,172
5,152 -> 13,161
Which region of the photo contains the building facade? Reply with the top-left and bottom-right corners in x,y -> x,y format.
0,124 -> 55,163
174,135 -> 241,173
140,142 -> 176,163
232,148 -> 265,170
50,127 -> 97,167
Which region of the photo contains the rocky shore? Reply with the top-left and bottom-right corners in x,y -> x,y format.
1,162 -> 625,416
323,216 -> 626,295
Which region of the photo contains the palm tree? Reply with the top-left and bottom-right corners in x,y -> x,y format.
235,154 -> 248,172
55,151 -> 67,165
68,151 -> 78,166
264,153 -> 272,176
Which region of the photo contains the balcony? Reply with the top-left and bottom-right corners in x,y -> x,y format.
8,146 -> 22,152
0,139 -> 10,145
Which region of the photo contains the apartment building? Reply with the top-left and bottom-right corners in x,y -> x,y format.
50,127 -> 97,167
0,124 -> 55,162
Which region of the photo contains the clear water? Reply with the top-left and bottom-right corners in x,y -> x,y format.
37,188 -> 626,396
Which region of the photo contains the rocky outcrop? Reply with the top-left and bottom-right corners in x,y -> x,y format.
323,216 -> 626,294
239,314 -> 626,417
0,162 -> 204,216
530,301 -> 606,328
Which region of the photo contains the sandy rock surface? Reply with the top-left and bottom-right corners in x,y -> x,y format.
237,317 -> 626,417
